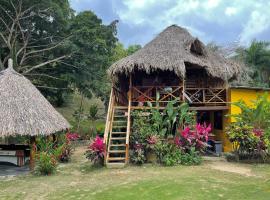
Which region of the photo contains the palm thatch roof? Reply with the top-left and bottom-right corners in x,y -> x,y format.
0,64 -> 70,137
108,25 -> 243,81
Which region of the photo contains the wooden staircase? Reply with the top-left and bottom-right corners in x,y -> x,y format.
103,89 -> 131,168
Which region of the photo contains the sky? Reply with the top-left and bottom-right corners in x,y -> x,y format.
70,0 -> 270,47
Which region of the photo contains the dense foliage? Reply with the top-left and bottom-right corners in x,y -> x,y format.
130,102 -> 204,166
176,123 -> 211,153
226,94 -> 270,162
34,138 -> 61,175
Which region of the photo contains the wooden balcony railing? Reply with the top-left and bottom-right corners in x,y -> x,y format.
184,88 -> 227,104
131,86 -> 183,105
130,86 -> 228,107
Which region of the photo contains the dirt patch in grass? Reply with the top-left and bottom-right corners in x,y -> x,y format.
207,161 -> 255,177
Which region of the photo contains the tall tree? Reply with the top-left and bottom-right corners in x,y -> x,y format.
68,11 -> 118,111
234,41 -> 270,86
0,0 -> 74,105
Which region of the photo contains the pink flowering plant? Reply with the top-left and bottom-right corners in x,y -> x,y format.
175,123 -> 211,152
85,136 -> 105,165
66,132 -> 80,141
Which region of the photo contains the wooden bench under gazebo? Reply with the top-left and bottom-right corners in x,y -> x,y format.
0,59 -> 70,168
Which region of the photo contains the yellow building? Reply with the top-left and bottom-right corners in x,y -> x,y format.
104,25 -> 265,166
211,87 -> 270,152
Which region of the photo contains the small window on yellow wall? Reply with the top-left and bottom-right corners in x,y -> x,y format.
214,111 -> 223,130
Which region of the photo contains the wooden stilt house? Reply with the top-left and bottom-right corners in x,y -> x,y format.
104,25 -> 263,167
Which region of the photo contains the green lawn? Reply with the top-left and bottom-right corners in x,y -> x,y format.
1,146 -> 270,200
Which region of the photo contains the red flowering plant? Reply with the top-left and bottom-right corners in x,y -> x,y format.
66,132 -> 80,141
175,123 -> 211,152
85,136 -> 105,166
57,132 -> 79,163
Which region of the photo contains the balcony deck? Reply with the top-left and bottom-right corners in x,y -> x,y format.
113,85 -> 229,111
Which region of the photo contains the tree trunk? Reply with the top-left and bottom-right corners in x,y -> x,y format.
76,94 -> 84,132
29,136 -> 36,171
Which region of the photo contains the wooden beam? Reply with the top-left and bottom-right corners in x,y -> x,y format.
189,106 -> 229,111
125,75 -> 132,164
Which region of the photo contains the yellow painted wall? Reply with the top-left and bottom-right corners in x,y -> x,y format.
221,88 -> 270,152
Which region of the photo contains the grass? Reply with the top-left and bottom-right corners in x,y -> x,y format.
1,146 -> 270,200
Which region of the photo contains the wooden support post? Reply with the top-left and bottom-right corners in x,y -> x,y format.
125,75 -> 132,164
225,84 -> 229,103
182,79 -> 185,102
29,136 -> 36,171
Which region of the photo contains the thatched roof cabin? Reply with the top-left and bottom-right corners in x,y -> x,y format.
0,63 -> 70,137
108,25 -> 242,82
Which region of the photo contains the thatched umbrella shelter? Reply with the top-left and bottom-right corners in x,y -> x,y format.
0,59 -> 70,168
0,61 -> 70,136
108,25 -> 242,82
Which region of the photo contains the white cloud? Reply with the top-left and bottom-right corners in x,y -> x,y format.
203,0 -> 221,10
71,0 -> 270,45
225,7 -> 237,16
240,10 -> 270,44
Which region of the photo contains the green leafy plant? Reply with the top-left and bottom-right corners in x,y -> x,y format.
88,104 -> 99,137
179,148 -> 202,165
34,138 -> 62,176
154,142 -> 181,166
231,94 -> 270,130
226,94 -> 270,162
130,144 -> 146,165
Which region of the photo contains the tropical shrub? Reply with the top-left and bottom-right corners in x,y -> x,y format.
146,135 -> 159,150
34,139 -> 61,175
148,101 -> 196,137
154,142 -> 182,166
226,94 -> 270,162
66,132 -> 80,141
176,123 -> 211,152
88,104 -> 100,137
57,133 -> 74,163
130,101 -> 198,165
85,136 -> 105,166
130,143 -> 146,165
179,148 -> 202,165
35,152 -> 58,175
231,94 -> 270,130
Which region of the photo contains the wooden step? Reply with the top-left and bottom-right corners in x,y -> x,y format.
114,106 -> 128,109
109,146 -> 126,151
112,125 -> 127,128
113,121 -> 127,123
111,131 -> 126,134
110,144 -> 126,147
114,115 -> 127,118
109,150 -> 126,153
110,137 -> 126,140
111,133 -> 127,136
107,157 -> 125,161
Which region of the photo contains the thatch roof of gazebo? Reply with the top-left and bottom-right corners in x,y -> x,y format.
0,64 -> 70,137
108,25 -> 243,81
